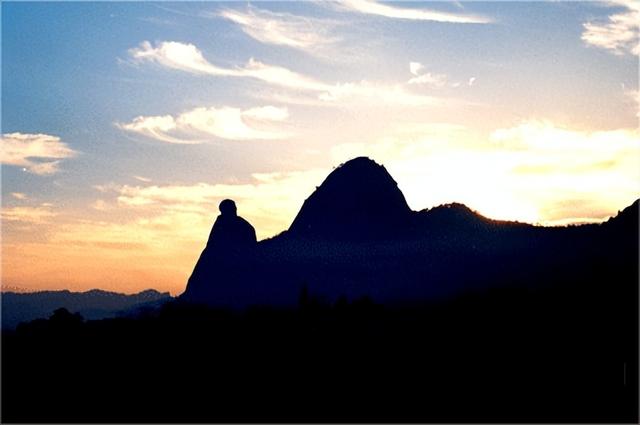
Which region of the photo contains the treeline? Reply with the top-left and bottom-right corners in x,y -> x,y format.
2,264 -> 637,423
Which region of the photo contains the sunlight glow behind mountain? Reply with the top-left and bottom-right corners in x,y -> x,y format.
1,1 -> 638,294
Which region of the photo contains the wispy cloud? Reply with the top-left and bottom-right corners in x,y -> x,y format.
129,41 -> 327,91
91,199 -> 110,211
11,192 -> 28,200
318,81 -> 441,106
407,62 -> 457,88
1,133 -> 78,175
623,87 -> 639,117
1,204 -> 56,223
117,105 -> 291,144
216,6 -> 339,52
408,72 -> 448,87
129,41 -> 448,107
409,62 -> 424,76
337,0 -> 491,24
581,0 -> 640,56
129,40 -> 227,75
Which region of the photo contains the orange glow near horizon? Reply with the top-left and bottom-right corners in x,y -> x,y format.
3,123 -> 639,296
2,2 -> 639,295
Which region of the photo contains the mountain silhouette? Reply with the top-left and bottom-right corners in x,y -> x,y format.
205,199 -> 257,250
1,289 -> 171,330
181,157 -> 639,307
288,157 -> 412,240
4,157 -> 638,423
182,199 -> 257,303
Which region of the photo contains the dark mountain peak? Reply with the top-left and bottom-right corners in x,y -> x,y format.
334,156 -> 385,171
419,202 -> 481,219
288,157 -> 412,239
204,199 -> 257,252
605,198 -> 639,229
416,202 -> 533,231
435,202 -> 476,214
615,198 -> 638,219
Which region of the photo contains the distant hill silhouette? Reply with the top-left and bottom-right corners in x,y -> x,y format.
182,156 -> 639,307
1,289 -> 171,330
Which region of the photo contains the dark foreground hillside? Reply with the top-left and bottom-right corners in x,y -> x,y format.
3,260 -> 637,423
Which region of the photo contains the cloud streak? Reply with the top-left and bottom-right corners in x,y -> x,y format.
407,62 -> 462,88
337,0 -> 491,24
1,133 -> 78,175
117,105 -> 291,144
216,6 -> 339,52
11,192 -> 28,200
581,0 -> 640,56
2,205 -> 56,223
129,41 -> 447,107
129,41 -> 327,91
408,72 -> 448,87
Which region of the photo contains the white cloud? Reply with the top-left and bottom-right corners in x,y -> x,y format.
93,182 -> 121,193
129,41 -> 453,107
408,72 -> 448,87
242,105 -> 290,121
129,41 -> 327,91
129,40 -> 231,75
118,115 -> 184,144
241,57 -> 330,91
488,120 -> 639,154
318,81 -> 441,106
133,175 -> 152,183
624,88 -> 639,117
91,199 -> 110,211
1,205 -> 56,223
338,0 -> 491,23
409,61 -> 424,76
407,62 -> 450,88
0,133 -> 78,175
117,105 -> 291,143
11,192 -> 28,200
468,77 -> 476,86
581,0 -> 640,56
217,7 -> 339,52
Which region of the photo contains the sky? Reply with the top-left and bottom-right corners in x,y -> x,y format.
1,0 -> 639,295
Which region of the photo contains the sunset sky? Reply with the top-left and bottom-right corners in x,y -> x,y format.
2,1 -> 639,295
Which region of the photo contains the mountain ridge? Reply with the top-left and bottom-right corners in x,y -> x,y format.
181,157 -> 638,307
2,288 -> 172,330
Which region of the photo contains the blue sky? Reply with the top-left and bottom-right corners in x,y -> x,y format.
1,1 -> 638,293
